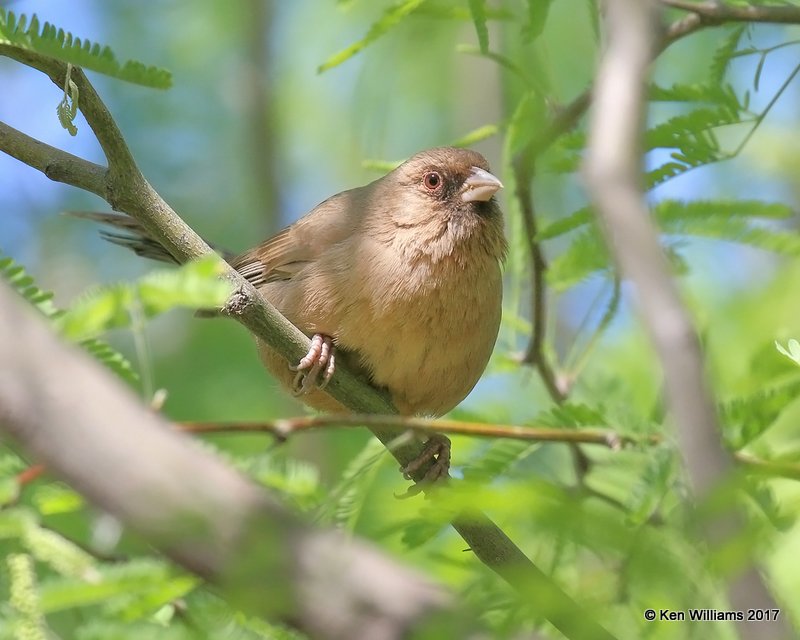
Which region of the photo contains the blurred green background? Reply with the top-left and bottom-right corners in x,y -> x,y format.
3,1 -> 800,638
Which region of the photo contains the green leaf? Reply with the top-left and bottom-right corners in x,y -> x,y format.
56,66 -> 79,136
462,440 -> 541,484
136,255 -> 231,316
450,123 -> 500,147
22,523 -> 98,580
538,200 -> 792,243
467,0 -> 489,53
456,44 -> 532,86
537,402 -> 609,428
649,82 -> 742,110
79,338 -> 138,384
625,446 -> 675,526
38,560 -> 194,614
318,0 -> 427,72
32,484 -> 85,515
721,373 -> 800,448
655,199 -> 793,223
537,206 -> 592,241
709,25 -> 747,84
0,255 -> 61,318
547,228 -> 611,291
56,255 -> 231,341
1,252 -> 141,382
662,217 -> 800,257
315,438 -> 387,529
0,10 -> 171,89
776,339 -> 800,366
522,0 -> 553,42
503,91 -> 545,159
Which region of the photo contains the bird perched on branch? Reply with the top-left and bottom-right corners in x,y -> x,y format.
75,147 -> 506,481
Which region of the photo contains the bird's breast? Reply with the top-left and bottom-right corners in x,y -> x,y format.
336,236 -> 503,416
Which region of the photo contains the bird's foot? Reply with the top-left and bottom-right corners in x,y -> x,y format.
290,333 -> 336,395
401,433 -> 451,486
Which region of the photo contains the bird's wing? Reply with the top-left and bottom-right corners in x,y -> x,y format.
231,188 -> 366,286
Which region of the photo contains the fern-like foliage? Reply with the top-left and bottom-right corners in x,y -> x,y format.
314,438 -> 387,530
0,255 -> 61,318
538,23 -> 800,293
79,338 -> 138,385
0,252 -> 138,383
318,0 -> 428,72
543,199 -> 796,289
55,255 -> 231,342
0,10 -> 171,89
721,372 -> 800,449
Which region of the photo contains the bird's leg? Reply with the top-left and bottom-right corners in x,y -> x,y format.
291,334 -> 336,395
401,433 -> 451,484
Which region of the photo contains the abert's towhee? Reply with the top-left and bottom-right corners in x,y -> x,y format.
77,147 -> 507,479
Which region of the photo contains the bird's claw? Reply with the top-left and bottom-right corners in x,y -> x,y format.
291,334 -> 336,395
397,434 -> 451,497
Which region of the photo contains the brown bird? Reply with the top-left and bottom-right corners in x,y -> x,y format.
76,147 -> 506,478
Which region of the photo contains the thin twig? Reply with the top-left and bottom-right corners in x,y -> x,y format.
563,277 -> 622,387
731,61 -> 800,157
513,158 -> 565,403
181,416 -> 800,483
180,415 -> 628,449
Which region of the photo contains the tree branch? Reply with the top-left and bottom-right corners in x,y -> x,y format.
0,120 -> 106,197
661,0 -> 800,25
513,158 -> 565,403
180,417 -> 800,483
0,281 -> 458,640
181,415 -> 627,449
583,1 -> 786,635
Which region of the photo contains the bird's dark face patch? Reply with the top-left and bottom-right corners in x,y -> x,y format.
417,165 -> 461,203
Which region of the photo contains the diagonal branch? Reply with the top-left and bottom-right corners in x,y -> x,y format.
0,120 -> 106,196
583,0 -> 786,635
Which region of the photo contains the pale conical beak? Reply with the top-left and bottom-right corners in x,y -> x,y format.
461,166 -> 504,202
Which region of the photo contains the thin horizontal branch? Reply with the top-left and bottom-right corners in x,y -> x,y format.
181,415 -> 627,449
0,281 -> 457,640
182,416 -> 800,483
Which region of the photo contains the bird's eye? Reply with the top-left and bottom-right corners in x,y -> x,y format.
423,171 -> 442,191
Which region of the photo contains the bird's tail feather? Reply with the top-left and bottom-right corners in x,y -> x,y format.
67,211 -> 233,263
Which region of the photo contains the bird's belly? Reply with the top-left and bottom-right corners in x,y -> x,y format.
340,265 -> 502,416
